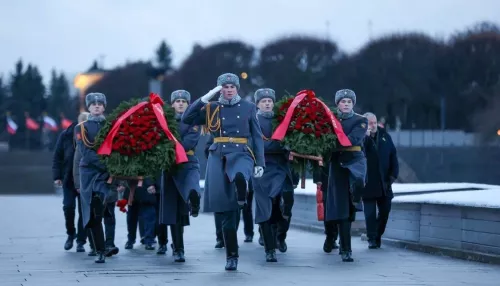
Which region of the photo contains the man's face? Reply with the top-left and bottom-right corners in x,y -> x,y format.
171,99 -> 188,113
257,98 -> 274,112
221,84 -> 237,99
88,102 -> 105,116
367,115 -> 378,135
337,98 -> 353,113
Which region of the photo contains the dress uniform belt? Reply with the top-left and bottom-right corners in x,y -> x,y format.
213,137 -> 248,144
186,150 -> 195,156
333,146 -> 361,152
212,137 -> 256,163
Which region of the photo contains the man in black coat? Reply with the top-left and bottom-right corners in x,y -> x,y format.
52,114 -> 88,252
361,112 -> 399,249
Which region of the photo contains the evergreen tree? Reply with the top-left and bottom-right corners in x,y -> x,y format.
0,76 -> 6,111
47,69 -> 70,118
155,40 -> 173,70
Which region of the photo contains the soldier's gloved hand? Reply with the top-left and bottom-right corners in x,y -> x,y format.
253,166 -> 264,178
201,86 -> 222,103
147,186 -> 156,194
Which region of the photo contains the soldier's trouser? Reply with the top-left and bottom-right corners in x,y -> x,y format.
215,211 -> 239,259
103,202 -> 116,247
128,203 -> 156,244
157,223 -> 169,245
170,224 -> 184,252
363,196 -> 392,242
127,204 -> 141,243
322,189 -> 339,241
62,188 -> 87,244
267,198 -> 284,245
241,189 -> 254,237
88,193 -> 106,253
260,222 -> 276,252
276,191 -> 294,240
215,210 -> 241,241
338,219 -> 352,253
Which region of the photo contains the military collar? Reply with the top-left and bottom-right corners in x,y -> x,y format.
87,115 -> 106,122
218,94 -> 241,106
257,110 -> 274,118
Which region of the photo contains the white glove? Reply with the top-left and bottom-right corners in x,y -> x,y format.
147,186 -> 156,194
253,166 -> 264,178
201,86 -> 222,103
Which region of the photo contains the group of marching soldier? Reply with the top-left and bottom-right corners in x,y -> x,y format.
53,72 -> 398,271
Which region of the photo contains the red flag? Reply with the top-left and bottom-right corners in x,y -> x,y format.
24,112 -> 40,131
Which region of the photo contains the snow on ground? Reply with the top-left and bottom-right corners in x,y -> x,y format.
199,179 -> 500,208
392,188 -> 500,209
200,179 -> 500,196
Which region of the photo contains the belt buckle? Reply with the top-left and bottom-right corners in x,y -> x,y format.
228,137 -> 234,143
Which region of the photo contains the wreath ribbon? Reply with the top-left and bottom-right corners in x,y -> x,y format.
271,89 -> 352,147
97,93 -> 188,164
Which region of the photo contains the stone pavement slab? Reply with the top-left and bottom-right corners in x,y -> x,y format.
1,195 -> 500,286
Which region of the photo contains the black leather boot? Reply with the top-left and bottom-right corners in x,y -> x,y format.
276,238 -> 287,253
339,220 -> 354,262
223,229 -> 239,271
368,240 -> 378,249
244,235 -> 253,243
261,223 -> 277,262
323,236 -> 339,253
95,252 -> 105,263
76,243 -> 85,252
189,190 -> 200,217
64,234 -> 76,251
124,241 -> 134,250
280,191 -> 294,220
215,239 -> 225,248
105,245 -> 119,257
234,173 -> 248,206
171,225 -> 185,262
157,244 -> 167,254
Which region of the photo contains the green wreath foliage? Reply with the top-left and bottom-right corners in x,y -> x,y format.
271,92 -> 340,174
94,98 -> 179,178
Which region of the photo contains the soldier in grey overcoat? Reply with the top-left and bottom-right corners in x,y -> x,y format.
182,73 -> 265,271
324,89 -> 368,262
75,93 -> 124,263
251,88 -> 295,262
150,90 -> 201,263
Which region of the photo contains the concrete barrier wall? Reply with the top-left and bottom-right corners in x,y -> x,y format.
385,203 -> 500,257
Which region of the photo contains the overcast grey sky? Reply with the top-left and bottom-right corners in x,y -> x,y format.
1,0 -> 499,85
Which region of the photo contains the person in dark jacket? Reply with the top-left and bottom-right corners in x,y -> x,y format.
53,112 -> 89,252
323,89 -> 368,262
251,88 -> 296,262
313,164 -> 339,253
361,112 -> 399,249
76,92 -> 120,263
124,183 -> 157,250
153,90 -> 201,263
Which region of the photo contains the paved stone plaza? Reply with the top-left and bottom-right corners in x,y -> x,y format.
1,195 -> 500,286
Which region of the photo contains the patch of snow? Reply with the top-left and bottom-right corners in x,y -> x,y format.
200,179 -> 500,196
392,189 -> 500,209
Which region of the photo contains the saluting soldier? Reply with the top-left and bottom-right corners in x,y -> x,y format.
182,73 -> 265,271
75,93 -> 124,263
205,134 -> 256,247
324,89 -> 368,262
150,90 -> 202,262
251,88 -> 295,262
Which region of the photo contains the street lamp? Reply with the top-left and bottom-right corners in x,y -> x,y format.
74,72 -> 105,112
